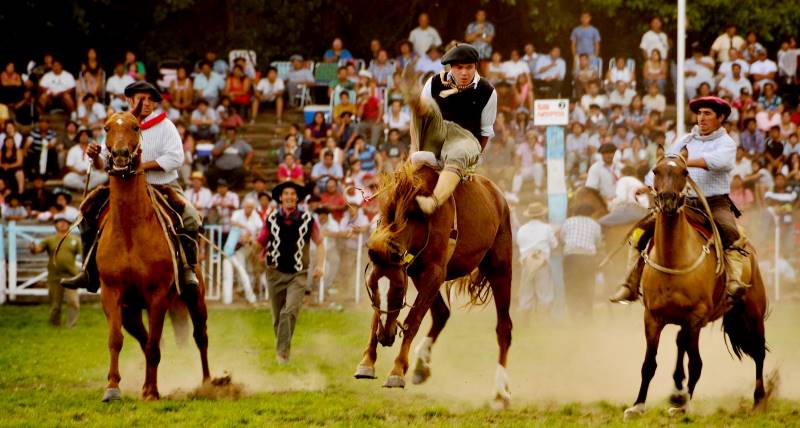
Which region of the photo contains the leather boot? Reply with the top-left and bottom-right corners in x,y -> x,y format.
60,221 -> 100,293
609,245 -> 644,303
416,170 -> 461,215
179,231 -> 200,288
725,249 -> 750,299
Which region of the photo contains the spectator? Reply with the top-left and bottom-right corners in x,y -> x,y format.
286,55 -> 315,106
560,203 -> 602,320
77,48 -> 105,101
252,67 -> 285,124
639,16 -> 669,60
464,9 -> 495,61
368,50 -> 395,88
185,171 -> 213,218
625,96 -> 647,134
169,65 -> 194,115
731,146 -> 753,179
742,32 -> 766,64
580,81 -> 608,112
409,13 -> 442,57
522,43 -> 540,72
611,123 -> 634,148
22,174 -> 51,217
717,48 -> 750,80
332,91 -> 356,121
756,103 -> 782,133
0,121 -> 23,149
311,149 -> 344,189
124,50 -> 146,80
38,188 -> 79,223
320,178 -> 346,221
224,64 -> 252,118
243,176 -> 269,208
510,108 -> 534,143
586,143 -> 618,202
368,38 -> 382,60
685,44 -> 716,98
38,60 -> 76,113
511,129 -> 545,196
587,103 -> 609,129
740,118 -> 766,155
210,179 -> 240,236
0,135 -> 24,194
333,111 -> 358,149
764,125 -> 785,170
533,47 -> 567,97
395,40 -> 419,71
231,199 -> 263,242
193,60 -> 226,106
105,63 -> 135,112
503,49 -> 530,84
415,45 -> 444,74
3,195 -> 27,221
63,128 -> 108,191
516,202 -> 558,320
384,98 -> 411,136
355,87 -> 383,148
606,57 -> 634,88
718,63 -> 752,98
757,83 -> 781,112
321,137 -> 345,167
485,52 -> 506,84
217,96 -> 245,130
729,174 -> 755,212
323,38 -> 353,64
25,117 -> 59,178
159,97 -> 181,122
381,128 -> 407,173
0,61 -> 24,106
570,11 -> 601,59
74,93 -> 107,129
642,49 -> 667,94
329,66 -> 354,100
189,99 -> 220,140
574,53 -> 600,98
608,81 -> 636,109
750,48 -> 777,92
780,111 -> 796,140
711,24 -> 746,63
346,136 -> 379,173
30,216 -> 81,328
207,126 -> 253,189
278,153 -> 304,183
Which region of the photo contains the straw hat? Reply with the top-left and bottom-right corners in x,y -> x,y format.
522,202 -> 548,219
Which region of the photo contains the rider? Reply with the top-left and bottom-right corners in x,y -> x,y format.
400,43 -> 498,214
609,96 -> 748,303
61,81 -> 202,292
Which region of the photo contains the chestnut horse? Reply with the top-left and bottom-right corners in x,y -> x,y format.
354,163 -> 514,409
99,112 -> 210,402
623,155 -> 768,419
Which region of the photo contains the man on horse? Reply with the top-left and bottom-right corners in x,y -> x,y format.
400,43 -> 498,214
609,96 -> 748,303
61,81 -> 203,291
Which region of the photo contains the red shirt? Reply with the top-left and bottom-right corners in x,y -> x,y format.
278,163 -> 303,182
320,191 -> 346,221
360,97 -> 381,121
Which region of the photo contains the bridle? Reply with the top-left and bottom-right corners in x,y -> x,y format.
105,131 -> 143,180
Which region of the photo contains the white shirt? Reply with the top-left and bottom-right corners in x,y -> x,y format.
640,30 -> 669,58
642,93 -> 666,113
718,75 -> 752,98
40,70 -> 76,93
77,102 -> 107,124
580,94 -> 608,111
585,160 -> 617,201
608,67 -> 633,84
608,88 -> 636,107
66,144 -> 92,171
710,34 -> 746,62
730,158 -> 753,179
533,56 -> 566,80
750,59 -> 777,85
255,77 -> 285,100
717,59 -> 750,79
409,26 -> 442,56
106,73 -> 135,96
385,110 -> 411,130
421,73 -> 498,138
516,219 -> 558,260
185,186 -> 213,210
230,208 -> 263,237
502,60 -> 530,81
611,176 -> 649,209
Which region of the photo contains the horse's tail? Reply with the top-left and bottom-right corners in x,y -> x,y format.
722,255 -> 768,360
453,268 -> 492,306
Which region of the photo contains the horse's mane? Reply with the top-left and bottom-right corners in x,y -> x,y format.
376,162 -> 426,231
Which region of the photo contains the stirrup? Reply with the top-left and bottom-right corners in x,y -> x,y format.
182,267 -> 199,287
609,284 -> 639,304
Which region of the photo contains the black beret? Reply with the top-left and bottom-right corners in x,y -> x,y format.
441,44 -> 480,65
124,81 -> 162,102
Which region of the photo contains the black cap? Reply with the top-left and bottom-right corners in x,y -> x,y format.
598,143 -> 617,154
441,44 -> 480,65
124,81 -> 162,102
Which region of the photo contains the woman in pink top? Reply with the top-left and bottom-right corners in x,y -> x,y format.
277,153 -> 304,184
730,174 -> 755,212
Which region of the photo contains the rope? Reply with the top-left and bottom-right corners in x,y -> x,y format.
641,239 -> 712,275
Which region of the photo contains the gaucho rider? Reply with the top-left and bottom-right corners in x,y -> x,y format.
61,81 -> 202,291
609,96 -> 749,303
401,43 -> 497,214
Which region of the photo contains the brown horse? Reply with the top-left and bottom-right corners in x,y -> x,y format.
353,163 -> 514,409
98,112 -> 210,402
623,155 -> 768,419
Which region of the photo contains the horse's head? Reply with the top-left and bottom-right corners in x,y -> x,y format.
365,163 -> 430,346
104,112 -> 141,179
652,154 -> 689,216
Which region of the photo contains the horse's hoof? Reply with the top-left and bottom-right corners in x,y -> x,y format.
668,406 -> 687,416
353,365 -> 377,379
490,395 -> 510,411
669,389 -> 689,407
102,388 -> 121,403
623,403 -> 645,420
143,392 -> 160,401
411,361 -> 430,385
382,375 -> 405,388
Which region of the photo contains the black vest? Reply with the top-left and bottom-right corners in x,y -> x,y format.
266,208 -> 314,274
430,74 -> 494,141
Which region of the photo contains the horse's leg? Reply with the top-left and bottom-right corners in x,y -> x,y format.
686,326 -> 703,401
668,326 -> 691,415
180,284 -> 211,382
487,260 -> 513,410
411,291 -> 450,385
101,286 -> 124,402
624,311 -> 664,420
142,292 -> 169,400
121,303 -> 148,353
354,311 -> 380,379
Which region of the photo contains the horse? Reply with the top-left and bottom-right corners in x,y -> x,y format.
353,162 -> 514,409
98,112 -> 210,401
623,155 -> 768,419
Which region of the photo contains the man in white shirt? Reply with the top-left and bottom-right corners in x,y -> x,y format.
639,16 -> 669,60
750,48 -> 778,91
502,49 -> 530,83
252,66 -> 285,124
63,128 -> 108,191
409,13 -> 442,57
415,45 -> 444,74
516,202 -> 558,319
608,81 -> 636,108
185,171 -> 213,218
730,146 -> 753,179
580,81 -> 608,111
106,63 -> 135,112
585,143 -> 618,202
717,48 -> 750,80
685,46 -> 716,98
38,60 -> 77,113
718,63 -> 752,99
710,24 -> 746,63
231,199 -> 263,241
75,93 -> 107,129
533,47 -> 567,97
189,99 -> 220,140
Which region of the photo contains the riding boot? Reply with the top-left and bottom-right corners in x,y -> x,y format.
724,249 -> 750,299
179,230 -> 200,288
609,245 -> 644,303
60,221 -> 100,293
416,170 -> 461,215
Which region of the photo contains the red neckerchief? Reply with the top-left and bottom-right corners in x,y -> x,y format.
139,112 -> 167,130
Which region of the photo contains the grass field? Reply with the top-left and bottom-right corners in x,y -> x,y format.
2,300 -> 800,427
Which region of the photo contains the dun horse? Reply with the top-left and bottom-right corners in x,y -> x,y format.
98,112 -> 210,401
623,155 -> 768,419
354,163 -> 514,409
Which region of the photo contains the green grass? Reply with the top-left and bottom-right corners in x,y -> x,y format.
1,302 -> 799,427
